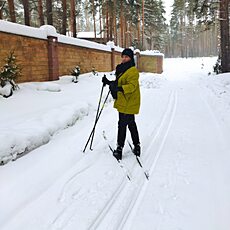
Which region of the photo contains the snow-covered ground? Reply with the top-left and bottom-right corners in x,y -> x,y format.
1,57 -> 230,230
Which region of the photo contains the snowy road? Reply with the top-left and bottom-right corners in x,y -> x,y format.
1,58 -> 230,230
129,81 -> 230,230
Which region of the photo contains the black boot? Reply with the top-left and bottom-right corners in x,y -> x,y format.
113,146 -> 123,160
133,144 -> 141,157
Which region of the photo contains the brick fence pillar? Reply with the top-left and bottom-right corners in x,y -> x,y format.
135,52 -> 140,70
47,36 -> 59,81
111,48 -> 115,71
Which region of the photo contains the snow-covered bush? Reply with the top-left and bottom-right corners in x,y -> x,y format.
0,51 -> 21,98
91,67 -> 98,76
71,66 -> 80,83
0,82 -> 13,98
213,57 -> 222,75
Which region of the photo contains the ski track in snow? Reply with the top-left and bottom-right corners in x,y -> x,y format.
87,90 -> 178,230
117,90 -> 178,230
1,58 -> 230,230
4,84 -> 221,230
1,90 -> 177,230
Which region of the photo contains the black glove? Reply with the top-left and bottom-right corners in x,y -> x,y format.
102,75 -> 111,86
109,81 -> 123,99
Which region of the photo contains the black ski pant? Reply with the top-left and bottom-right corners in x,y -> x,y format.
117,112 -> 140,148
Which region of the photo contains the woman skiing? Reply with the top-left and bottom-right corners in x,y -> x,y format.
102,48 -> 141,160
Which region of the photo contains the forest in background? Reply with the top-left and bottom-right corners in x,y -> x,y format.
0,0 -> 229,72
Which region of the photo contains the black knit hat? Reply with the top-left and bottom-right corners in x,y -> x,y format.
121,48 -> 134,59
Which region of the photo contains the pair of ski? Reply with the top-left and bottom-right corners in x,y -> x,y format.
108,143 -> 149,181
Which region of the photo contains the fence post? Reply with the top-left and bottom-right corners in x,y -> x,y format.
47,36 -> 59,81
135,51 -> 140,71
111,47 -> 115,71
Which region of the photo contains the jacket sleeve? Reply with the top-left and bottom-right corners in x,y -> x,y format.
122,68 -> 139,94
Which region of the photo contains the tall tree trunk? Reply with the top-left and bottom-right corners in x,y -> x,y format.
46,0 -> 53,25
102,4 -> 106,42
150,31 -> 152,50
220,0 -> 230,72
113,0 -> 117,45
85,0 -> 90,31
38,0 -> 45,26
70,0 -> 76,37
124,20 -> 127,47
180,14 -> 186,58
99,4 -> 103,43
137,6 -> 141,49
120,0 -> 124,47
109,1 -> 113,41
106,1 -> 109,42
129,24 -> 132,47
141,0 -> 144,49
92,0 -> 97,41
7,0 -> 16,22
61,0 -> 67,35
23,0 -> 30,26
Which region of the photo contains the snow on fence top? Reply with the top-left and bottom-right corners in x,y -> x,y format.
0,20 -> 48,39
0,20 -> 123,53
58,34 -> 111,52
77,31 -> 102,38
140,50 -> 164,57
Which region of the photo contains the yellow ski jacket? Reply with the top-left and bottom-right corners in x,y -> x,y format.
114,66 -> 140,114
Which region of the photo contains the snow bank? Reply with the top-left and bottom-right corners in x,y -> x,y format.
22,82 -> 61,92
0,73 -> 104,164
201,72 -> 230,134
0,102 -> 90,164
207,73 -> 230,89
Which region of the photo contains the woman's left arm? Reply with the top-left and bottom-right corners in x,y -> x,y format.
122,69 -> 139,94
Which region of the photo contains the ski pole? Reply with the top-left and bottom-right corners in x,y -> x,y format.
89,83 -> 105,150
83,89 -> 110,152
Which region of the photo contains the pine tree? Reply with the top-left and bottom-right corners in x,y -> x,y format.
0,51 -> 21,89
145,0 -> 166,50
193,0 -> 229,72
166,0 -> 219,58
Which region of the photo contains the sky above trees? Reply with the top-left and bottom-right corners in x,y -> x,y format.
163,0 -> 174,22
